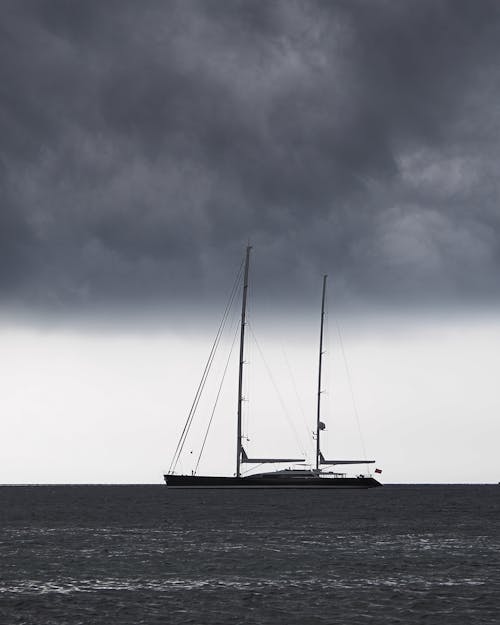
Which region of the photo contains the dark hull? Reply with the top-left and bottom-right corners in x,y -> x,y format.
164,474 -> 381,489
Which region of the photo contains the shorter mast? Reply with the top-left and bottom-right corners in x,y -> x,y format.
316,274 -> 327,471
236,246 -> 252,478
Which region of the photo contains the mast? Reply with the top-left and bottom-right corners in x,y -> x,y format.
236,245 -> 252,478
316,274 -> 327,471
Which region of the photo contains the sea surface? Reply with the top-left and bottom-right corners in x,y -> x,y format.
0,485 -> 499,624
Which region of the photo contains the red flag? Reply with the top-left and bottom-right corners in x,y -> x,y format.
374,468 -> 382,474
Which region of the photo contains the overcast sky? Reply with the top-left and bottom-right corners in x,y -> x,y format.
1,1 -> 499,483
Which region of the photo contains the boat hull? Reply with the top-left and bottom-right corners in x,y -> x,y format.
164,474 -> 381,489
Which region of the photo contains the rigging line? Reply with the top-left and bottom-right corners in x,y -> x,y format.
335,321 -> 369,469
247,323 -> 307,458
170,293 -> 234,474
241,462 -> 265,475
280,344 -> 312,449
243,270 -> 252,443
194,320 -> 240,475
169,259 -> 244,473
170,265 -> 242,473
243,296 -> 254,443
320,293 -> 330,448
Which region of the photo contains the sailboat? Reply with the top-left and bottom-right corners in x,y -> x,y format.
164,246 -> 381,489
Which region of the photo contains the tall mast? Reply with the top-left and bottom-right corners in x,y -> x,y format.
236,245 -> 252,478
316,274 -> 327,471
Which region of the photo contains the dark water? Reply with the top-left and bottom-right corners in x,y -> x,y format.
1,485 -> 499,624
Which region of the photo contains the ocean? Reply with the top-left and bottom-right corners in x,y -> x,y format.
1,485 -> 499,624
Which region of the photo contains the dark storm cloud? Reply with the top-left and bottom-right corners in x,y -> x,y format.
1,0 -> 500,319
